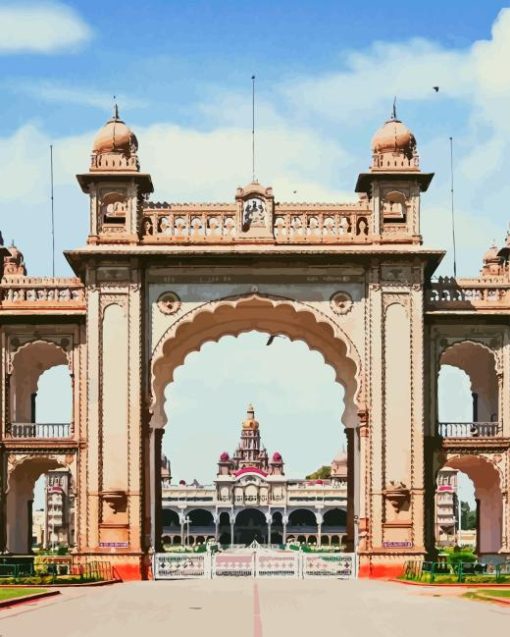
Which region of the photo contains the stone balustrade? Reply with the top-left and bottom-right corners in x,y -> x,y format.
141,203 -> 372,244
7,422 -> 72,439
0,276 -> 85,310
437,422 -> 501,438
427,277 -> 510,310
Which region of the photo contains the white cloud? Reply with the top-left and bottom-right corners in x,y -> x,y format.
0,2 -> 92,54
5,81 -> 148,110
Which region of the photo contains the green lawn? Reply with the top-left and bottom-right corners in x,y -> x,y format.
478,590 -> 510,599
0,587 -> 47,601
464,589 -> 510,603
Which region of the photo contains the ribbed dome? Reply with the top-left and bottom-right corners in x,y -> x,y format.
371,118 -> 416,159
92,106 -> 138,155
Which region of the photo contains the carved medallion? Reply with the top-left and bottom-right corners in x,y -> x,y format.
157,291 -> 181,315
242,197 -> 266,229
330,291 -> 353,315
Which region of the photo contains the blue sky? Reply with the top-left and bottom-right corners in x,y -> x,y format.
2,1 -> 501,508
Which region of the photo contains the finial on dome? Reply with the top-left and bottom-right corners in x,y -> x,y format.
113,101 -> 120,121
391,96 -> 397,121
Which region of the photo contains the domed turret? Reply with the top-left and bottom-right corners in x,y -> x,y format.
370,102 -> 419,172
93,105 -> 138,156
242,404 -> 259,431
330,450 -> 347,480
3,241 -> 26,276
88,105 -> 141,174
219,451 -> 230,462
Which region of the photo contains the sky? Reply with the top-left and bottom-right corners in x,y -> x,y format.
2,1 -> 501,508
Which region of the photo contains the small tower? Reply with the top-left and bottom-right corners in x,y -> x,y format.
2,242 -> 26,277
355,105 -> 433,244
77,106 -> 153,244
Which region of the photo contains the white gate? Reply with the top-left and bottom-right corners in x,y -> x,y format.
255,551 -> 300,578
302,553 -> 356,579
154,550 -> 356,579
153,553 -> 209,579
213,551 -> 255,577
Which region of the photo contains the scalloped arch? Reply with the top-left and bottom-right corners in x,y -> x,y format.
151,293 -> 362,429
11,338 -> 70,370
439,338 -> 500,373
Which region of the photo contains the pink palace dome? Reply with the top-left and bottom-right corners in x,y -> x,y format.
219,451 -> 230,462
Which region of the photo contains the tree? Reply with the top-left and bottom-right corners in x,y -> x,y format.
306,465 -> 331,480
460,501 -> 476,530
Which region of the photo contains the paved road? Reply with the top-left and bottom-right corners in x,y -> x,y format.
0,579 -> 508,637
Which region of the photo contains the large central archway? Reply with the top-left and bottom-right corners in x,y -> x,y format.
148,293 -> 363,552
151,294 -> 362,429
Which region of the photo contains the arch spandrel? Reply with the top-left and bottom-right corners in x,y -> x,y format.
150,293 -> 363,429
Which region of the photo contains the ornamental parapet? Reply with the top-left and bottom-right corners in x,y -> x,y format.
141,201 -> 372,245
0,276 -> 85,313
426,277 -> 510,312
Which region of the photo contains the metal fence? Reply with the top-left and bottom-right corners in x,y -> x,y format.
154,550 -> 356,580
403,560 -> 510,583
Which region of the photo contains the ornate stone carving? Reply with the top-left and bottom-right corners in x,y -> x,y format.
330,291 -> 353,315
383,482 -> 410,513
157,291 -> 181,315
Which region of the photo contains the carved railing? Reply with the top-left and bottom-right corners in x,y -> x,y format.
0,277 -> 85,310
427,278 -> 510,310
7,422 -> 72,439
141,204 -> 372,244
437,422 -> 501,438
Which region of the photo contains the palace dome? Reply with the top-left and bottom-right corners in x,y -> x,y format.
371,118 -> 416,159
242,404 -> 259,430
272,452 -> 282,462
483,243 -> 499,262
92,106 -> 138,155
219,451 -> 230,462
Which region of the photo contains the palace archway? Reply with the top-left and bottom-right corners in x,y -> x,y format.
149,294 -> 362,552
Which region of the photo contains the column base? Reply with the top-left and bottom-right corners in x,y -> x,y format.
76,552 -> 151,581
358,549 -> 426,579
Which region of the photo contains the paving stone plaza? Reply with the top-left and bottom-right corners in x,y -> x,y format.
0,580 -> 508,637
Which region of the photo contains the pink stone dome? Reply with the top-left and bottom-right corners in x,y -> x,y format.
371,118 -> 416,158
219,452 -> 230,462
272,452 -> 282,462
93,107 -> 138,155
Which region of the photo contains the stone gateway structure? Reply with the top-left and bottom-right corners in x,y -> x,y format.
1,107 -> 509,579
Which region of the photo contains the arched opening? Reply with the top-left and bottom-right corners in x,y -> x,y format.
6,456 -> 75,554
161,509 -> 180,541
9,341 -> 73,440
438,456 -> 502,557
234,509 -> 266,545
435,467 -> 477,549
323,508 -> 347,530
438,342 -> 499,437
150,295 -> 361,552
288,509 -> 318,534
187,509 -> 215,543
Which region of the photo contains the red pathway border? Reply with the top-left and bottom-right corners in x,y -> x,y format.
391,578 -> 510,588
0,589 -> 60,609
0,579 -> 119,588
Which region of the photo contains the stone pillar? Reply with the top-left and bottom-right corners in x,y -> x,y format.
345,427 -> 355,551
149,427 -> 164,552
230,518 -> 235,546
214,514 -> 219,541
282,515 -> 288,544
316,512 -> 323,548
265,512 -> 271,547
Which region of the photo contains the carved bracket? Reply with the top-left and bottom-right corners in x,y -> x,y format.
383,481 -> 410,513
